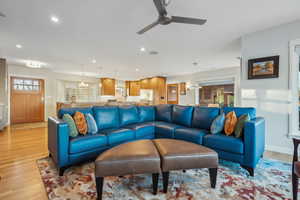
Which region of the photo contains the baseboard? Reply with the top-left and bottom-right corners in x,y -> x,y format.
265,145 -> 293,155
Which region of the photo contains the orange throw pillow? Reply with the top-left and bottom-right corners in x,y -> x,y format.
224,111 -> 237,136
73,112 -> 88,135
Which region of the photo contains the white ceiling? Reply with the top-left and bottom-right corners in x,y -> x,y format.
1,0 -> 300,80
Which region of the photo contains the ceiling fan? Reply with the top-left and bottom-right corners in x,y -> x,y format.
137,0 -> 207,35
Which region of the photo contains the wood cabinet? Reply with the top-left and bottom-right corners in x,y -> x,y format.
140,78 -> 151,89
128,81 -> 141,96
100,78 -> 115,96
125,77 -> 166,104
179,82 -> 186,95
150,77 -> 166,105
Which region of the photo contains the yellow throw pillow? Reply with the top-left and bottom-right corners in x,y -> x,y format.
73,112 -> 88,135
224,111 -> 238,136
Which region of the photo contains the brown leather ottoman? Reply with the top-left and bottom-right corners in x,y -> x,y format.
94,140 -> 161,200
153,139 -> 219,193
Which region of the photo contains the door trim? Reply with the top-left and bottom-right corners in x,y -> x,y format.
167,84 -> 179,104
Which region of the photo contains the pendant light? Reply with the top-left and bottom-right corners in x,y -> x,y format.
79,65 -> 88,88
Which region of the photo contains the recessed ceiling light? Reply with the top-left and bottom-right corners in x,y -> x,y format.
140,47 -> 146,52
135,68 -> 140,72
50,16 -> 60,23
92,59 -> 97,64
16,44 -> 22,49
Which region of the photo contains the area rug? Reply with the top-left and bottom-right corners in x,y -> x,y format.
37,158 -> 292,200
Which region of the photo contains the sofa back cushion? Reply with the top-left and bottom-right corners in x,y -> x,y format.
119,106 -> 139,126
58,107 -> 93,119
223,107 -> 256,119
139,106 -> 155,122
192,107 -> 220,130
93,106 -> 119,130
155,104 -> 173,123
172,105 -> 194,127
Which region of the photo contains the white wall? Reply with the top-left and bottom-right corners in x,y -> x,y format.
7,64 -> 99,123
167,67 -> 240,105
241,20 -> 300,154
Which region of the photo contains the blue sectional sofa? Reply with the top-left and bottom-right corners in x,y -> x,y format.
48,105 -> 265,176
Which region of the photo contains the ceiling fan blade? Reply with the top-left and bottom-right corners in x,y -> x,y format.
153,0 -> 167,16
137,20 -> 160,35
0,12 -> 6,17
171,16 -> 207,25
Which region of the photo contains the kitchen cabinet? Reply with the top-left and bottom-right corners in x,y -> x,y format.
179,82 -> 186,95
128,81 -> 140,96
152,77 -> 166,105
140,78 -> 151,89
100,78 -> 115,96
123,77 -> 166,104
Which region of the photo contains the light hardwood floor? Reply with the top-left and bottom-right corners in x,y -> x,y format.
0,123 -> 293,200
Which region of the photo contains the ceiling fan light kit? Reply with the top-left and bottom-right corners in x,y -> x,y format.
137,0 -> 207,34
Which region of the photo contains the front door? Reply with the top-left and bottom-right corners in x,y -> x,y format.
167,84 -> 178,104
10,77 -> 45,124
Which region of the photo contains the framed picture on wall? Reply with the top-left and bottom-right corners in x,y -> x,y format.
248,56 -> 279,79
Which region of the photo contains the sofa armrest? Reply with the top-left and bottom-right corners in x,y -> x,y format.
243,117 -> 265,168
48,117 -> 69,167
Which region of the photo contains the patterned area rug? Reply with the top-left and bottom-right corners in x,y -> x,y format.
37,158 -> 292,200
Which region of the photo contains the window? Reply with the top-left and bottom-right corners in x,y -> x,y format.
288,40 -> 300,136
12,78 -> 40,91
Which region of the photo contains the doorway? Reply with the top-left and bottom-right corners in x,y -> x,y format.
10,77 -> 45,124
167,84 -> 179,104
199,84 -> 234,107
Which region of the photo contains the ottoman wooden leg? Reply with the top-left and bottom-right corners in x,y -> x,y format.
152,173 -> 159,195
209,168 -> 217,188
96,177 -> 104,200
162,172 -> 169,193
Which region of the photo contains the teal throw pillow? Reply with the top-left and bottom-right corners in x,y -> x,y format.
234,114 -> 250,138
85,113 -> 98,135
62,114 -> 79,138
210,113 -> 225,134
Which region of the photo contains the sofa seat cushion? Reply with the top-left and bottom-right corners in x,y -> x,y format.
175,128 -> 208,145
155,121 -> 182,139
69,134 -> 108,154
99,128 -> 135,146
203,133 -> 244,155
125,122 -> 155,139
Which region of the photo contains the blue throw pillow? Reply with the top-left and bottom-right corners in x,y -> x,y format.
210,113 -> 225,134
85,113 -> 98,135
